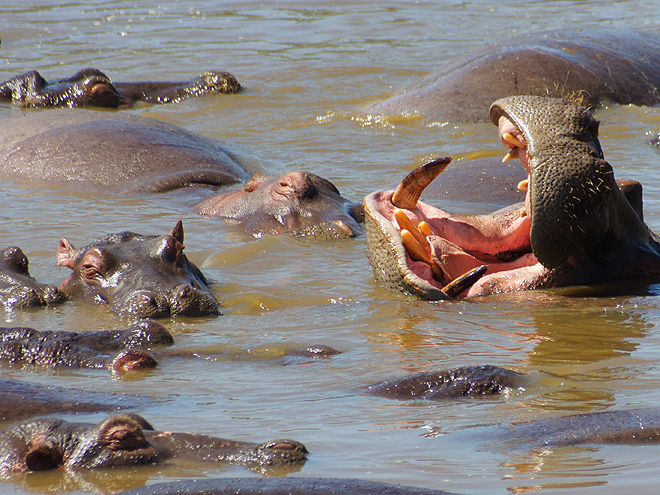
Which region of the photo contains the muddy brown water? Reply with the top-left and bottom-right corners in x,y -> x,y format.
2,2 -> 660,494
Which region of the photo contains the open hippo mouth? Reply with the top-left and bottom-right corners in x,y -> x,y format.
363,95 -> 645,299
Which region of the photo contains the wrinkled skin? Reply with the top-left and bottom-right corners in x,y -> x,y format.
0,246 -> 66,310
365,96 -> 660,299
0,68 -> 241,108
115,477 -> 458,495
56,221 -> 222,319
0,379 -> 149,422
368,365 -> 526,400
194,171 -> 364,239
0,414 -> 307,474
0,320 -> 172,373
365,29 -> 660,122
0,109 -> 250,194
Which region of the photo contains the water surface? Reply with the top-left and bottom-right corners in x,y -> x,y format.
2,2 -> 660,494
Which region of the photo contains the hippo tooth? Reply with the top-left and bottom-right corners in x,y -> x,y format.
401,229 -> 433,265
418,221 -> 433,236
441,265 -> 488,298
394,209 -> 428,251
502,148 -> 519,162
502,132 -> 526,148
517,178 -> 529,191
391,157 -> 452,209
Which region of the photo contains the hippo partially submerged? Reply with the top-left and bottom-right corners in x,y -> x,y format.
57,221 -> 221,318
115,478 -> 458,495
0,379 -> 149,422
366,29 -> 660,122
0,320 -> 173,373
0,246 -> 66,309
0,68 -> 241,108
0,413 -> 307,473
364,96 -> 660,298
368,365 -> 526,400
0,108 -> 250,193
195,171 -> 363,239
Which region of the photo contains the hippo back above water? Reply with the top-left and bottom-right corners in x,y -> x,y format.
0,109 -> 250,194
366,29 -> 660,122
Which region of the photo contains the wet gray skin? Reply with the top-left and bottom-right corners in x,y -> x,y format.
0,379 -> 150,422
0,108 -> 250,194
194,171 -> 364,239
56,221 -> 222,319
365,29 -> 660,122
0,413 -> 308,474
0,320 -> 173,373
114,478 -> 459,495
0,246 -> 66,310
0,68 -> 241,108
364,96 -> 660,299
368,365 -> 526,400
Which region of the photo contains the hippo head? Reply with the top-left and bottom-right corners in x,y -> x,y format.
0,246 -> 66,309
26,69 -> 123,108
364,96 -> 658,298
56,221 -> 222,318
63,414 -> 162,469
194,171 -> 363,239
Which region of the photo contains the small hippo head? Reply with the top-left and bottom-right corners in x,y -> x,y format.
26,68 -> 123,108
63,414 -> 162,469
56,221 -> 221,319
0,246 -> 66,309
194,171 -> 364,239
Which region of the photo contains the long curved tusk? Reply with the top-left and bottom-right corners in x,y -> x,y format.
391,157 -> 452,209
441,265 -> 488,298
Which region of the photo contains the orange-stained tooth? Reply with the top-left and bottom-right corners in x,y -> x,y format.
517,179 -> 529,191
394,209 -> 428,249
502,148 -> 519,162
418,221 -> 433,236
401,229 -> 432,264
502,132 -> 525,148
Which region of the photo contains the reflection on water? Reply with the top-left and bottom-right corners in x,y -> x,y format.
2,1 -> 660,494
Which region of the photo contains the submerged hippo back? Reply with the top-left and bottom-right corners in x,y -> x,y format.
0,109 -> 250,194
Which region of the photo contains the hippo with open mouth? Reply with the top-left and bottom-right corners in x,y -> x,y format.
364,95 -> 660,298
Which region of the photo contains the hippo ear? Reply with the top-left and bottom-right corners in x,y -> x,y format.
25,440 -> 64,471
98,415 -> 150,452
170,221 -> 184,245
56,238 -> 78,269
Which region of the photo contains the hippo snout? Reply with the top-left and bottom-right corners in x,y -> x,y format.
115,285 -> 221,319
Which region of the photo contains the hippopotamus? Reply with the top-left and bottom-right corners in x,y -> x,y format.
0,320 -> 173,373
56,221 -> 222,318
0,413 -> 307,474
0,379 -> 150,422
114,478 -> 458,495
364,95 -> 660,299
368,365 -> 526,400
365,29 -> 660,122
0,68 -> 241,108
0,246 -> 66,310
494,407 -> 660,449
194,171 -> 364,239
0,108 -> 250,193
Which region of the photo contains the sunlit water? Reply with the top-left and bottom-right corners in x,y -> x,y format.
2,1 -> 660,494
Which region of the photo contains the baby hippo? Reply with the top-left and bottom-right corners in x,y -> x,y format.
57,221 -> 221,319
0,246 -> 66,310
0,414 -> 308,473
195,171 -> 363,239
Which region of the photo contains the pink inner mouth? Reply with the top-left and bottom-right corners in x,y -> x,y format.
377,190 -> 546,296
